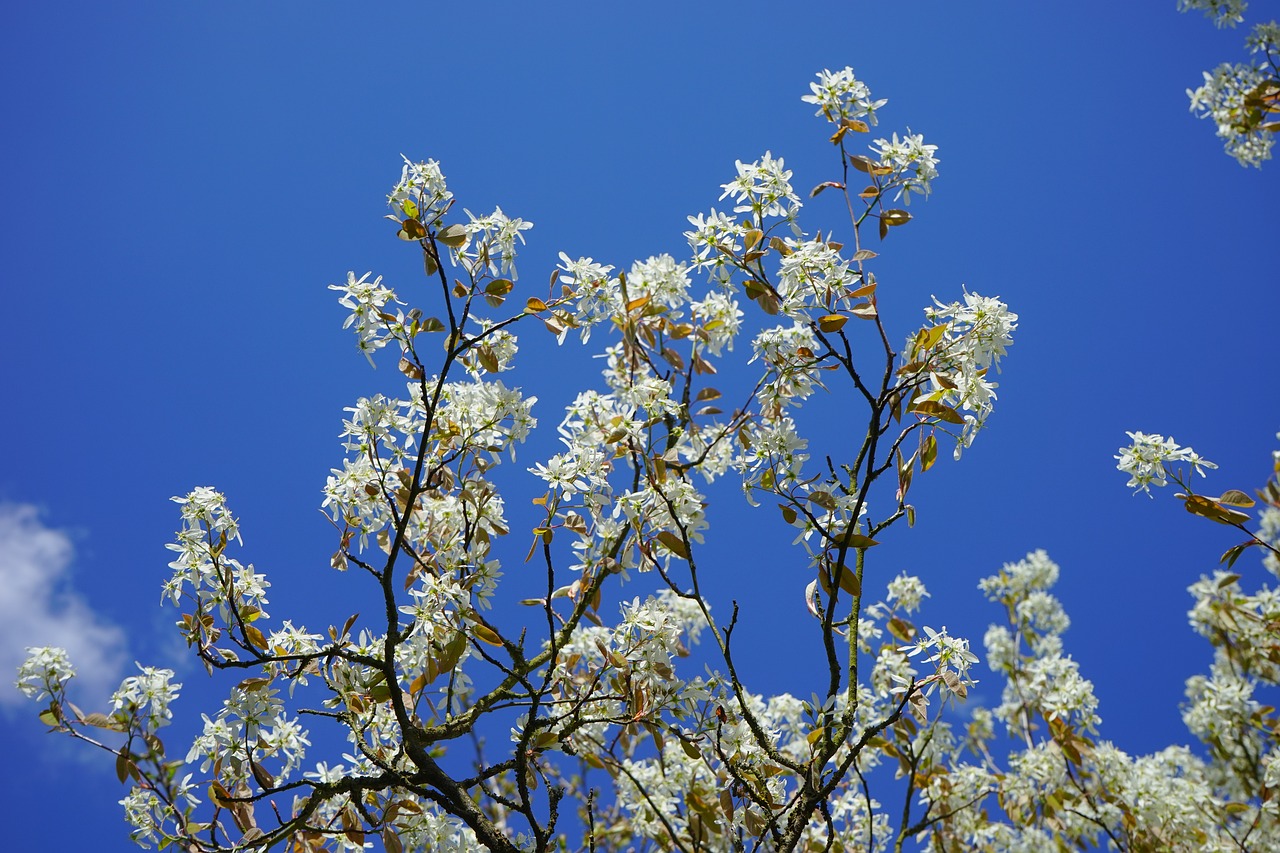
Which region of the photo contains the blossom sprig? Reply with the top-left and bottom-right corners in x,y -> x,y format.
719,151 -> 802,225
801,66 -> 887,127
388,155 -> 453,225
111,664 -> 181,731
684,208 -> 746,284
458,206 -> 533,281
162,488 -> 273,661
1178,0 -> 1248,29
1188,61 -> 1276,166
1115,431 -> 1216,495
328,271 -> 406,366
904,291 -> 1019,457
870,130 -> 939,204
15,645 -> 76,704
1181,3 -> 1279,167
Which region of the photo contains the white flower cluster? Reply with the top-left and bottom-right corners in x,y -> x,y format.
543,592 -> 713,765
979,551 -> 1099,731
186,679 -> 310,788
388,156 -> 452,222
163,488 -> 270,632
751,322 -> 823,413
627,253 -> 692,310
900,625 -> 980,685
556,252 -> 619,342
459,206 -> 533,280
1178,0 -> 1248,28
801,66 -> 887,126
684,208 -> 745,284
689,289 -> 743,355
1115,430 -> 1216,494
885,572 -> 930,613
119,777 -> 200,850
733,414 -> 810,505
776,238 -> 861,320
1187,61 -> 1275,167
719,151 -> 801,223
322,377 -> 531,565
909,291 -> 1018,457
328,270 -> 405,366
15,645 -> 75,701
870,131 -> 939,203
111,664 -> 181,731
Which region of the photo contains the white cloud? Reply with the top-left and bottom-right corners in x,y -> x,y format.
0,504 -> 127,708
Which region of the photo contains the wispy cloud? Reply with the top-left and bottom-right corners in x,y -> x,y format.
0,504 -> 127,708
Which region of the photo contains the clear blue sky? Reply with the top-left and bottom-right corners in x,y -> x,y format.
1,2 -> 1276,849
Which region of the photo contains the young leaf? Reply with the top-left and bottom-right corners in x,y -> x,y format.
1214,489 -> 1256,508
657,530 -> 690,559
921,433 -> 938,472
818,314 -> 848,333
471,622 -> 504,647
909,400 -> 966,425
436,223 -> 468,248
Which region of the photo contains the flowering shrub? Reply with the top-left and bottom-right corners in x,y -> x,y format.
16,60 -> 1280,853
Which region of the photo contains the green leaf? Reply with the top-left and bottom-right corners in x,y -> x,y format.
881,209 -> 912,227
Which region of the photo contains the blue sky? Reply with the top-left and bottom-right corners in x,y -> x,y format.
2,2 -> 1277,849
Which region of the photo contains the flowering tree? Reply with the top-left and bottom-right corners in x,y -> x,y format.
14,62 -> 1280,852
1180,0 -> 1280,167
